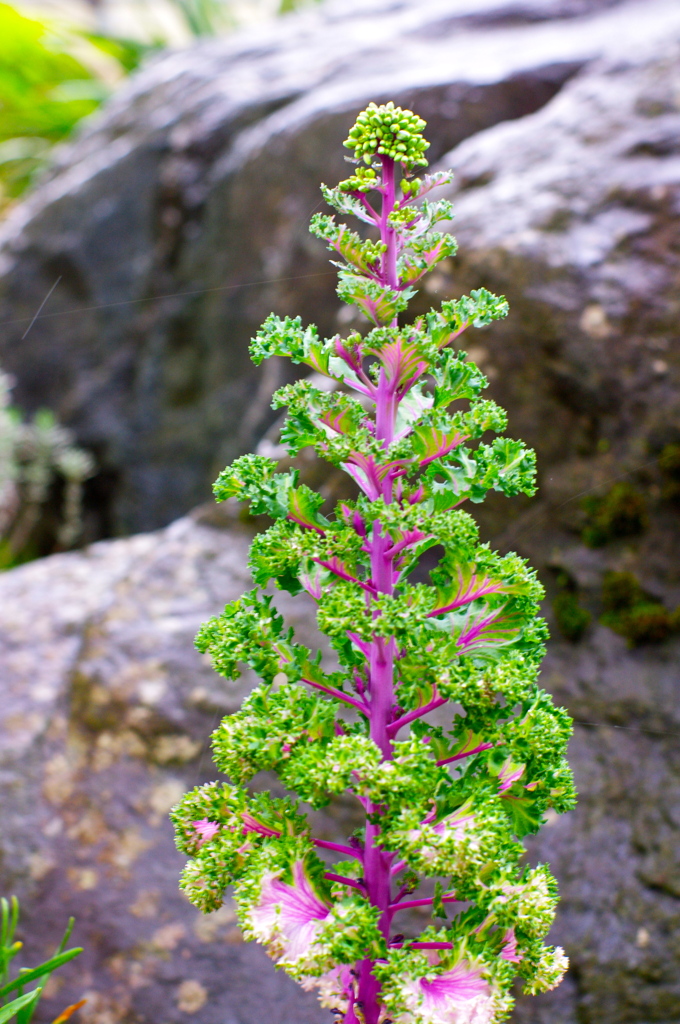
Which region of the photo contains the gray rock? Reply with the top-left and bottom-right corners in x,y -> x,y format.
434,30 -> 680,485
0,510 -> 330,1024
1,0 -> 676,533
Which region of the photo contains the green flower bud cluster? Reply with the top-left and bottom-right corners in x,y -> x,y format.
338,165 -> 379,193
343,101 -> 430,168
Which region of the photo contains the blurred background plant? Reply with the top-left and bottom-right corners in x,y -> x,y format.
0,0 -> 320,212
0,896 -> 83,1023
600,570 -> 680,646
0,0 -> 149,211
580,481 -> 649,547
552,585 -> 591,643
0,367 -> 95,568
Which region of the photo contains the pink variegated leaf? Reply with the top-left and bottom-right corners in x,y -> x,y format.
246,860 -> 332,966
388,528 -> 429,558
337,274 -> 412,326
448,604 -> 522,654
377,458 -> 412,482
500,929 -> 522,963
313,555 -> 369,592
366,337 -> 428,390
299,560 -> 326,600
287,487 -> 329,533
394,382 -> 434,439
398,961 -> 494,1024
192,819 -> 220,846
412,423 -> 468,465
342,453 -> 382,499
319,407 -> 356,436
398,233 -> 459,285
437,729 -> 495,767
242,811 -> 281,838
430,568 -> 509,617
495,757 -> 526,793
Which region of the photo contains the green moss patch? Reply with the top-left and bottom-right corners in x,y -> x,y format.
581,483 -> 648,547
600,571 -> 680,646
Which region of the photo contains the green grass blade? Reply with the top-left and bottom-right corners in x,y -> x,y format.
0,950 -> 82,999
54,921 -> 74,958
0,991 -> 38,1024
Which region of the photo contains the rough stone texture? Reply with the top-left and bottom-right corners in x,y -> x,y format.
0,511 -> 327,1024
433,35 -> 680,502
1,0 -> 678,533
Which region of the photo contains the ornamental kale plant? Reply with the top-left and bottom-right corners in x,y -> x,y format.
172,102 -> 575,1024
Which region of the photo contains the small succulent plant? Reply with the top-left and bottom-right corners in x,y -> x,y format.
0,369 -> 94,568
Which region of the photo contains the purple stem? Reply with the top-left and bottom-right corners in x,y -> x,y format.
389,895 -> 458,912
390,942 -> 455,950
354,158 -> 404,1024
325,873 -> 365,890
375,368 -> 397,449
380,156 -> 399,292
387,693 -> 447,736
315,839 -> 363,860
437,742 -> 494,767
427,581 -> 504,618
314,558 -> 377,595
344,985 -> 360,1024
300,675 -> 369,716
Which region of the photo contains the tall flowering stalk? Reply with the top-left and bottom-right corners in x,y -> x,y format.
172,102 -> 575,1024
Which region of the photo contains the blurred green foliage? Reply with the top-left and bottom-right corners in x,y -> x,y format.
0,367 -> 95,569
658,442 -> 680,502
581,482 -> 648,547
553,589 -> 591,642
0,0 -> 320,209
601,570 -> 645,612
0,2 -> 148,205
170,0 -> 235,36
600,570 -> 680,646
159,0 -> 320,38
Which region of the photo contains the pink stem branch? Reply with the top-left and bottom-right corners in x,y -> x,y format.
287,515 -> 326,536
387,694 -> 447,735
325,873 -> 365,890
390,895 -> 457,912
301,676 -> 369,716
314,558 -> 377,595
355,192 -> 380,223
315,839 -> 363,860
390,942 -> 455,950
437,742 -> 493,767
